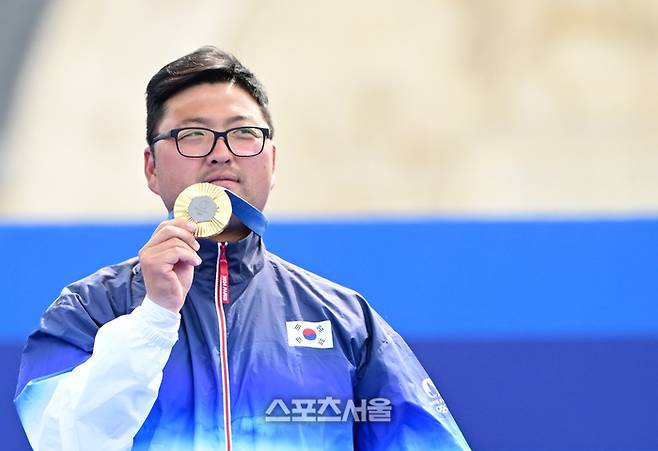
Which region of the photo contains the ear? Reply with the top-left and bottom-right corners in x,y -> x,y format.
269,144 -> 277,191
144,146 -> 161,195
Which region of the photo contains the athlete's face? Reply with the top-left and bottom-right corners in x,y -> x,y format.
144,82 -> 276,213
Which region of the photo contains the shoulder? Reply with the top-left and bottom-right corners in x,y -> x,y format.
264,250 -> 357,295
263,250 -> 377,326
64,257 -> 142,302
264,250 -> 364,301
33,257 -> 143,351
46,257 -> 144,325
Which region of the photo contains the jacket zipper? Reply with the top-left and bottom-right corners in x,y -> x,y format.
215,242 -> 232,450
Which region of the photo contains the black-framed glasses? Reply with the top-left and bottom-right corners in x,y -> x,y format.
151,126 -> 270,158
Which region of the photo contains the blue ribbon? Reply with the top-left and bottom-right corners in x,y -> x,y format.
224,190 -> 268,236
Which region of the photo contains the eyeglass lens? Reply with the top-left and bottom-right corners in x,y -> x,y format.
176,127 -> 265,157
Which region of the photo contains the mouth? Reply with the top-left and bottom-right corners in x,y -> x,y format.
207,177 -> 239,189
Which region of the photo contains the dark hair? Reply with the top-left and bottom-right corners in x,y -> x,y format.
145,46 -> 274,145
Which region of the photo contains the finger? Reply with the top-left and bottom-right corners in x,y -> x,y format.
149,218 -> 189,235
143,222 -> 200,251
146,237 -> 201,260
169,217 -> 198,233
149,244 -> 202,268
149,218 -> 197,241
142,237 -> 201,263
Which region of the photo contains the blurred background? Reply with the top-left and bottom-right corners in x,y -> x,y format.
1,1 -> 657,450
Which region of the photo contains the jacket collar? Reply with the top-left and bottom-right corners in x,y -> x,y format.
197,232 -> 265,285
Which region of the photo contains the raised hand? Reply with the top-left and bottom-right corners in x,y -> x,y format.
139,218 -> 202,313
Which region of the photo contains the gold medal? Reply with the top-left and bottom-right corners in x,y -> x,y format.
173,183 -> 232,238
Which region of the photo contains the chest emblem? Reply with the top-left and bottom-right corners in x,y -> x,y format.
286,320 -> 334,349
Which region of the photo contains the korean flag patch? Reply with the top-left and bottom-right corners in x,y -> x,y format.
286,320 -> 334,349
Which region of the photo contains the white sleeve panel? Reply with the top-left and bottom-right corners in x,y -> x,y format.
28,296 -> 180,451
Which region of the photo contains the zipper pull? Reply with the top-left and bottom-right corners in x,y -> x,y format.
219,242 -> 229,304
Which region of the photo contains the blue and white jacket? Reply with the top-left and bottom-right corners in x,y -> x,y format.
15,233 -> 470,450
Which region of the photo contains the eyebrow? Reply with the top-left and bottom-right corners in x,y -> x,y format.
178,117 -> 213,128
178,114 -> 258,129
224,114 -> 257,127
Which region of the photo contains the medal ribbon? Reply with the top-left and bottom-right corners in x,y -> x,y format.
224,190 -> 268,236
168,188 -> 268,236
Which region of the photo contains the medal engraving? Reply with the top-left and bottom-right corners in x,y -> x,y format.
173,183 -> 232,237
188,196 -> 218,222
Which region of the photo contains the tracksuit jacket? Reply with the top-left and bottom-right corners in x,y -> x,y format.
15,232 -> 470,450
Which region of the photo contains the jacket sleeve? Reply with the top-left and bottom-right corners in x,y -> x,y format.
15,297 -> 179,451
354,306 -> 470,451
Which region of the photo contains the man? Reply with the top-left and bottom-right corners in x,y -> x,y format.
15,46 -> 470,450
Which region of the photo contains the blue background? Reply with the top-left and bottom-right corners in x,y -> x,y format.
2,219 -> 657,450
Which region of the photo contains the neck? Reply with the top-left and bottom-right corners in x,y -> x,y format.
209,223 -> 251,243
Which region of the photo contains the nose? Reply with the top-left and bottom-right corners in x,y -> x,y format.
206,135 -> 232,164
